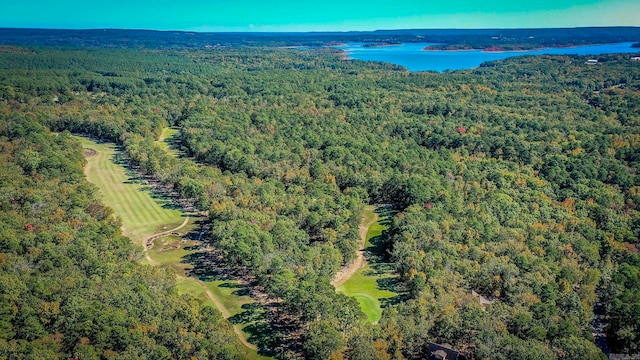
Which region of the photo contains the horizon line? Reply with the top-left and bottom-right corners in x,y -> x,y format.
2,25 -> 640,35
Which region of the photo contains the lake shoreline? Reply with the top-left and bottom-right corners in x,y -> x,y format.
334,42 -> 639,72
423,43 -> 630,53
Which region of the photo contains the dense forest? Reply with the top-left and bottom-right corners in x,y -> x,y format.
1,33 -> 640,359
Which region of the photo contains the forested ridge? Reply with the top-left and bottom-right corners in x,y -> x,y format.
2,27 -> 640,49
1,42 -> 640,359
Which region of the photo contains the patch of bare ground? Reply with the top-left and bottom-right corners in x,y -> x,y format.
331,211 -> 379,287
83,148 -> 97,157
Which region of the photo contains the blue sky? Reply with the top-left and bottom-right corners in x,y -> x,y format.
1,0 -> 639,31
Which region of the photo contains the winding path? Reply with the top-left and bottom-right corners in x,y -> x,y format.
81,134 -> 260,354
151,130 -> 258,352
146,226 -> 257,350
142,207 -> 258,350
138,193 -> 257,347
331,208 -> 378,287
143,216 -> 190,265
197,278 -> 258,350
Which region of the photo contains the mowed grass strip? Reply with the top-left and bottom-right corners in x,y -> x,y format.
337,263 -> 397,323
149,237 -> 262,348
156,127 -> 181,158
337,210 -> 398,323
76,136 -> 184,245
79,136 -> 270,357
174,278 -> 270,360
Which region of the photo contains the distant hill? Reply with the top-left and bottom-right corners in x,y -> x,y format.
0,26 -> 639,49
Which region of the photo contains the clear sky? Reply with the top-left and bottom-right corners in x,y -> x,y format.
1,0 -> 639,32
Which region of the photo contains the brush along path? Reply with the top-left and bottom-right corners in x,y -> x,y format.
78,135 -> 264,356
331,206 -> 378,287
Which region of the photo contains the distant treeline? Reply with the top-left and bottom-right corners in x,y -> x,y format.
0,26 -> 639,49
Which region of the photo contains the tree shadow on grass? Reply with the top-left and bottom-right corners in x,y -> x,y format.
232,287 -> 252,297
380,294 -> 409,308
166,131 -> 184,152
140,185 -> 184,211
177,239 -> 293,354
377,275 -> 409,308
111,148 -> 188,213
231,303 -> 294,357
365,232 -> 391,261
163,127 -> 195,160
375,206 -> 396,226
218,282 -> 244,289
181,247 -> 252,294
182,251 -> 229,282
364,261 -> 395,277
377,217 -> 394,227
183,219 -> 207,240
228,302 -> 264,325
377,276 -> 405,295
216,282 -> 252,297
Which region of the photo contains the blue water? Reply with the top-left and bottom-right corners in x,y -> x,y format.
336,42 -> 639,72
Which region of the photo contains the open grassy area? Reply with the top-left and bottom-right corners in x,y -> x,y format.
174,278 -> 270,360
364,221 -> 386,248
78,135 -> 270,358
204,281 -> 254,318
156,127 -> 181,157
361,207 -> 378,230
149,235 -> 269,357
337,209 -> 401,323
149,235 -> 266,346
149,236 -> 196,270
77,136 -> 185,245
175,277 -> 215,306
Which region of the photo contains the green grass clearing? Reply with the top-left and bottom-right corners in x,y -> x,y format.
361,207 -> 377,229
204,281 -> 254,318
175,277 -> 215,307
203,280 -> 267,344
174,278 -> 269,360
337,208 -> 400,323
156,127 -> 181,157
78,135 -> 269,357
337,263 -> 397,323
364,221 -> 386,248
149,236 -> 196,270
77,136 -> 185,245
148,236 -> 256,319
148,235 -> 269,355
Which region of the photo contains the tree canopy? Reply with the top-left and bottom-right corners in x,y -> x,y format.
1,41 -> 639,359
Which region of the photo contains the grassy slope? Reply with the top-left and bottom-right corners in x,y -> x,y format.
79,135 -> 269,359
337,211 -> 399,323
156,127 -> 181,157
77,136 -> 184,245
147,237 -> 268,358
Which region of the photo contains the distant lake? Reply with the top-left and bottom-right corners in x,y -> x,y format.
336,42 -> 639,72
